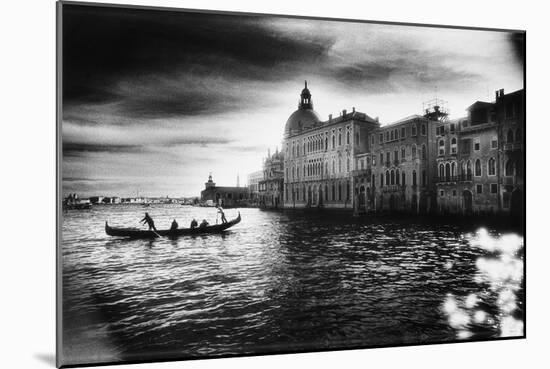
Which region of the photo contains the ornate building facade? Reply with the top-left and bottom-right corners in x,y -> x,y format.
282,82 -> 380,209
277,82 -> 523,216
259,148 -> 284,208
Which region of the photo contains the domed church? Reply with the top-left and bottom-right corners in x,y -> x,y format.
282,81 -> 381,210
284,81 -> 322,138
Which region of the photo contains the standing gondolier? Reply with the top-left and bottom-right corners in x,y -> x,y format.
140,212 -> 158,231
216,204 -> 227,223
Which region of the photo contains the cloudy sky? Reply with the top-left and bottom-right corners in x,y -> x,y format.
61,4 -> 524,198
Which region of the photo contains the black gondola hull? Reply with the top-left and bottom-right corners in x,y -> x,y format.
105,213 -> 241,239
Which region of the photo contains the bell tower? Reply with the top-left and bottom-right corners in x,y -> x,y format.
205,172 -> 216,189
298,80 -> 313,109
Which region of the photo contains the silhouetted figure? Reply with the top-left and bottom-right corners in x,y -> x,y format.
190,218 -> 198,229
140,212 -> 157,231
170,219 -> 178,231
216,204 -> 227,223
199,219 -> 209,228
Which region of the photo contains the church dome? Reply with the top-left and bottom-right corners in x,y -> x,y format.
284,81 -> 321,137
285,109 -> 321,136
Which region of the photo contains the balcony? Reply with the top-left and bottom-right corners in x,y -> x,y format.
351,169 -> 370,177
435,176 -> 459,184
504,142 -> 523,151
382,185 -> 405,193
458,174 -> 473,182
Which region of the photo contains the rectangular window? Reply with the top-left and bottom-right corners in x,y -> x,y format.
379,133 -> 383,143
385,131 -> 389,142
371,135 -> 375,146
474,137 -> 480,151
401,127 -> 406,138
412,124 -> 417,136
491,183 -> 498,194
461,139 -> 471,154
476,184 -> 483,194
450,123 -> 455,133
491,136 -> 498,149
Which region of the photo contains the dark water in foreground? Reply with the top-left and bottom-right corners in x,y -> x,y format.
61,205 -> 524,366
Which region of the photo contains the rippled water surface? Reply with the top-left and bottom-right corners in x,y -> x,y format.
61,205 -> 524,365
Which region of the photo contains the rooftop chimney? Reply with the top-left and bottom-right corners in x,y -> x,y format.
352,107 -> 355,113
329,114 -> 332,121
343,109 -> 347,116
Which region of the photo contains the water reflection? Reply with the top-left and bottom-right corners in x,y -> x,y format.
61,206 -> 524,366
442,228 -> 524,339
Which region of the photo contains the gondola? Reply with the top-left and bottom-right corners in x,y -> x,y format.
105,212 -> 241,239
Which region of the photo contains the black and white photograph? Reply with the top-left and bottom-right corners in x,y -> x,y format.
57,1 -> 525,367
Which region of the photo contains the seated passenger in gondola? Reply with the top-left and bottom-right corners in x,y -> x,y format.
170,219 -> 178,231
199,219 -> 209,228
190,218 -> 198,229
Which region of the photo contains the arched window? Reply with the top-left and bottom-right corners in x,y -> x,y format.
451,137 -> 457,154
325,185 -> 328,201
396,169 -> 400,185
475,159 -> 482,176
338,133 -> 342,146
332,135 -> 336,149
445,163 -> 451,181
488,157 -> 496,176
439,139 -> 445,156
338,183 -> 342,200
439,163 -> 444,179
507,129 -> 514,143
412,144 -> 417,159
346,157 -> 350,172
331,184 -> 335,200
412,170 -> 417,186
338,158 -> 342,173
412,124 -> 417,136
421,124 -> 426,135
346,130 -> 350,145
466,160 -> 472,177
421,144 -> 427,160
451,162 -> 456,177
390,130 -> 394,141
401,147 -> 406,160
386,170 -> 390,186
505,159 -> 514,176
390,170 -> 395,185
402,171 -> 406,186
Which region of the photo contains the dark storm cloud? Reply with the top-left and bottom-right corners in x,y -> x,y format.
63,142 -> 145,157
63,137 -> 235,157
62,4 -> 332,118
508,32 -> 525,66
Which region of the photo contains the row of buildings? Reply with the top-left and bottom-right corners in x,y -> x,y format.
253,82 -> 524,216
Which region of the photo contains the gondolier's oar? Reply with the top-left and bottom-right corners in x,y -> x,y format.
136,221 -> 163,238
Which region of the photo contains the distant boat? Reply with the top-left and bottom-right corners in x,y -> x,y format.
105,212 -> 241,239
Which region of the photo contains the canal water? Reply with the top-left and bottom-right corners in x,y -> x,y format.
61,205 -> 524,366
